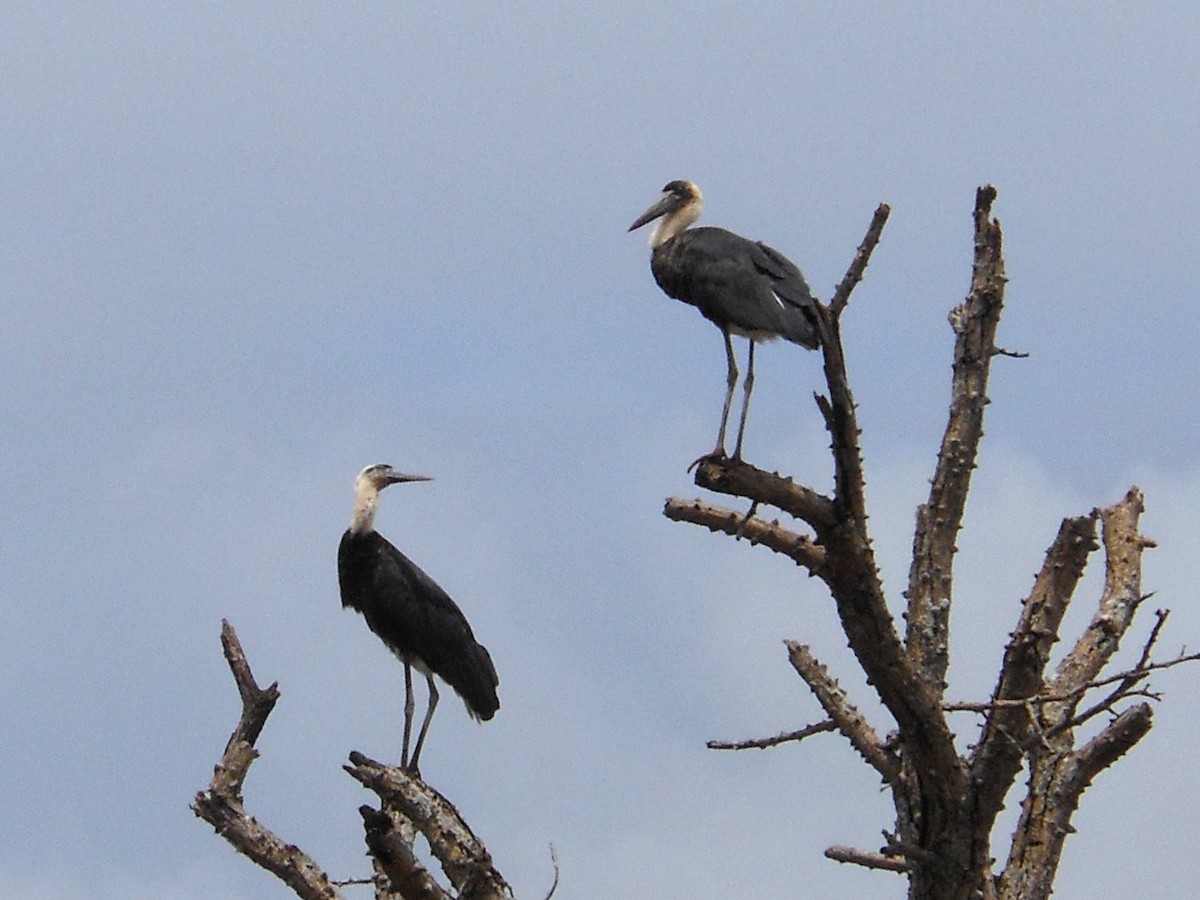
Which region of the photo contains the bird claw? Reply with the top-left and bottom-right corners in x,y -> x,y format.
688,449 -> 727,473
734,501 -> 759,540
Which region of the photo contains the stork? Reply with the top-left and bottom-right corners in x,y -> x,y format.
629,180 -> 820,459
337,464 -> 499,773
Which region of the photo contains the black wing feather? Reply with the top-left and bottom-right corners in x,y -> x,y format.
338,529 -> 500,720
650,226 -> 819,349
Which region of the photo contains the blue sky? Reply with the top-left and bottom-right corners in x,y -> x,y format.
3,5 -> 1199,898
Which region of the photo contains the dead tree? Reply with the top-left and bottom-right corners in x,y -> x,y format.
666,185 -> 1197,899
194,187 -> 1194,899
192,620 -> 512,900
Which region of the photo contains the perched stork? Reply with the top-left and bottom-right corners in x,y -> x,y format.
629,180 -> 820,459
337,464 -> 499,773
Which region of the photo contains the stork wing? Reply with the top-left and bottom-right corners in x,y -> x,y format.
753,241 -> 816,311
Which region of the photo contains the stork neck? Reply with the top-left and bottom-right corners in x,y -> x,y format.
350,484 -> 379,534
650,201 -> 701,248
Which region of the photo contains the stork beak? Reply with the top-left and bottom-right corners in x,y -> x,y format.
628,191 -> 682,232
383,467 -> 433,486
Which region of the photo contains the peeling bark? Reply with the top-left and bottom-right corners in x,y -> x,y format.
194,621 -> 510,900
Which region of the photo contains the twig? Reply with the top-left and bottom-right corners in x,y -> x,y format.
829,203 -> 891,316
541,845 -> 560,900
1063,609 -> 1171,729
948,646 -> 1199,714
992,346 -> 1028,358
708,719 -> 837,750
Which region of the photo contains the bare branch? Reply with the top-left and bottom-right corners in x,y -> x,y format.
968,512 -> 1097,830
785,641 -> 900,784
986,513 -> 1099,706
991,346 -> 1028,359
829,202 -> 891,316
687,456 -> 837,530
663,497 -> 825,572
215,618 -> 280,766
812,200 -> 892,523
824,845 -> 910,873
1000,703 -> 1155,900
708,719 -> 837,751
346,752 -> 511,900
1063,609 -> 1171,729
906,184 -> 1008,694
949,646 -> 1200,714
813,303 -> 869,525
1050,489 -> 1152,703
192,621 -> 342,900
998,489 -> 1160,900
1072,703 -> 1154,783
359,805 -> 449,900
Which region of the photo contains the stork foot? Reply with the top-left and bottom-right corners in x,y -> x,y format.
733,501 -> 759,540
688,449 -> 727,473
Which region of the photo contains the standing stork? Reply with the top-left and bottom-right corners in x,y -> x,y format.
337,464 -> 499,773
629,180 -> 820,459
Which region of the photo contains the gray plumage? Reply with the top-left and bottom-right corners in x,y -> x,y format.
629,180 -> 820,458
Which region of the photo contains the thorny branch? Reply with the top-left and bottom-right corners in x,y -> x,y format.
906,184 -> 1008,695
195,621 -> 509,900
345,752 -> 512,900
947,639 -> 1198,714
830,202 -> 891,315
967,510 -> 1097,844
192,621 -> 342,900
668,187 -> 1190,900
995,488 -> 1159,900
708,719 -> 837,751
786,641 -> 900,784
686,456 -> 836,529
1051,489 -> 1157,704
662,496 -> 825,571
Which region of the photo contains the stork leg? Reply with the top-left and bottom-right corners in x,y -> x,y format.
408,673 -> 439,775
732,339 -> 756,459
714,328 -> 739,456
401,662 -> 416,769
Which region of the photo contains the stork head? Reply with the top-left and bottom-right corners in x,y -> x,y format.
628,180 -> 703,248
350,464 -> 432,533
